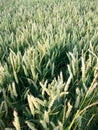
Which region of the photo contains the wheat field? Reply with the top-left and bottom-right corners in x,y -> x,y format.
0,0 -> 98,129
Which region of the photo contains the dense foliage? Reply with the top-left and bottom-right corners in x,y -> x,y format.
0,0 -> 98,129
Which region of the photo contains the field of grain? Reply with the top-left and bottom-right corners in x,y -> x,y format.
0,0 -> 98,129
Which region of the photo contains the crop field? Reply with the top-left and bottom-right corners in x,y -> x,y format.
0,0 -> 98,129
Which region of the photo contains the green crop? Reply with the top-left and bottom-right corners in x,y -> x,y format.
0,0 -> 98,129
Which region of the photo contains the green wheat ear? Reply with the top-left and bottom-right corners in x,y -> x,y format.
13,110 -> 21,130
25,121 -> 37,130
